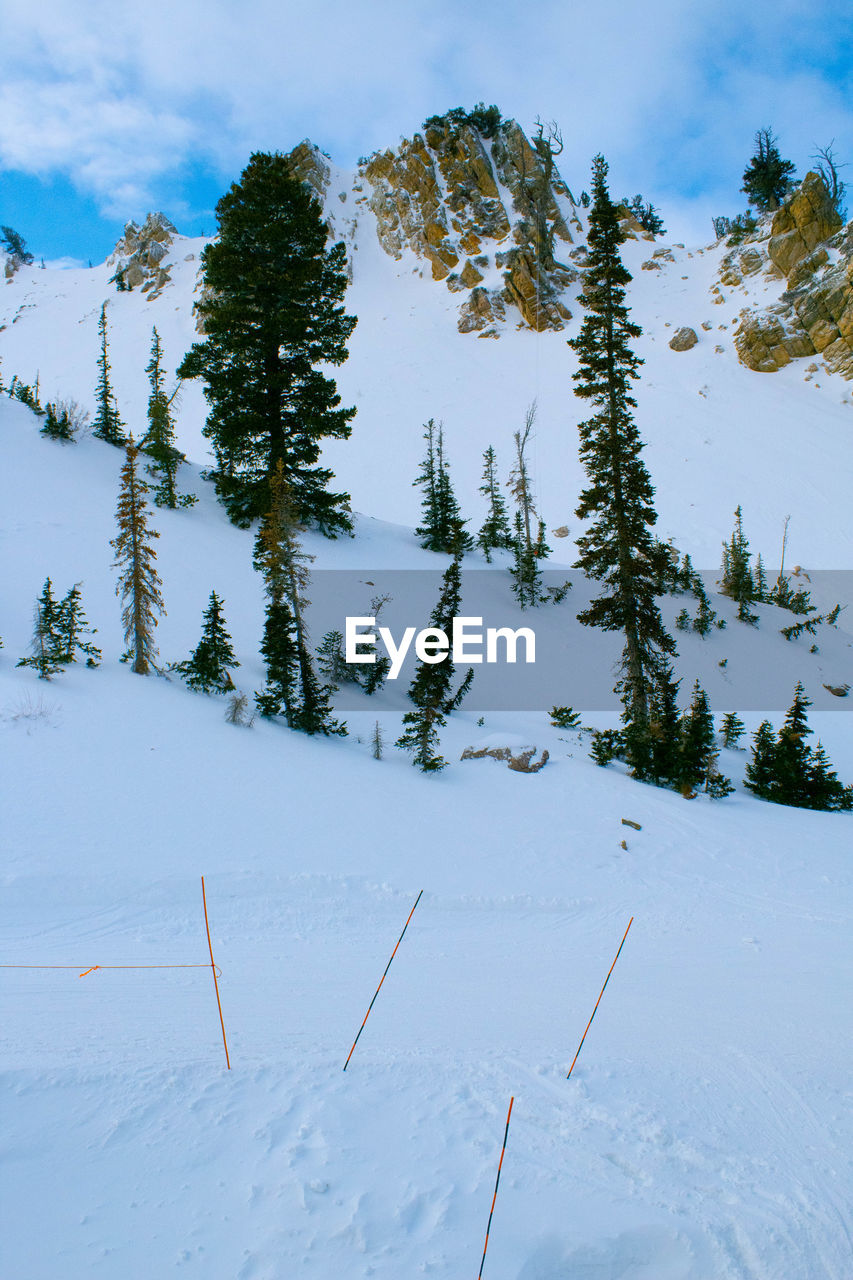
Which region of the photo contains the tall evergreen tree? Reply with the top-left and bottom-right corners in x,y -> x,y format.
141,327 -> 195,508
177,152 -> 357,533
414,419 -> 471,553
253,461 -> 345,734
569,154 -> 676,779
741,128 -> 796,213
476,445 -> 512,560
111,439 -> 165,674
92,304 -> 127,447
174,591 -> 239,693
396,556 -> 474,770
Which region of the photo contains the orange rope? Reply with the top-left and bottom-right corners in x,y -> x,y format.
566,916 -> 633,1079
1,963 -> 221,976
201,875 -> 231,1070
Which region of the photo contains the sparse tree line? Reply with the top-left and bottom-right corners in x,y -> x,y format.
3,143 -> 850,808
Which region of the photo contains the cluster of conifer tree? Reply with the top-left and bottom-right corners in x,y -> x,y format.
17,579 -> 101,678
745,684 -> 852,811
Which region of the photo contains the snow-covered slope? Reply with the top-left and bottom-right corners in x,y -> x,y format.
2,131 -> 852,1280
2,153 -> 853,572
2,389 -> 852,1279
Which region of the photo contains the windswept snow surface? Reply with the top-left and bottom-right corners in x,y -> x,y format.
2,395 -> 852,1280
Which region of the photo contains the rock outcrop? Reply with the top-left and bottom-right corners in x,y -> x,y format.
669,326 -> 699,351
360,109 -> 579,333
724,174 -> 853,378
108,212 -> 178,297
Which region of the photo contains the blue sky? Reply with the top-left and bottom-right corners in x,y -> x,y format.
2,0 -> 852,264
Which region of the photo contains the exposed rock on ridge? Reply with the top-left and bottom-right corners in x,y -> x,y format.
109,212 -> 178,298
361,111 -> 579,333
726,174 -> 853,378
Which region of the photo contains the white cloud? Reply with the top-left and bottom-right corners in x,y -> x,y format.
2,0 -> 852,237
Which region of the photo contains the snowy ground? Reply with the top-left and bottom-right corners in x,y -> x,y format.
2,182 -> 852,1277
2,395 -> 852,1279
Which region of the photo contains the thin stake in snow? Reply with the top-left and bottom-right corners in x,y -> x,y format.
343,889 -> 423,1071
477,1096 -> 514,1280
201,876 -> 231,1070
566,917 -> 633,1079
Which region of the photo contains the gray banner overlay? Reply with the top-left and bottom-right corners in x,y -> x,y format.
304,569 -> 853,713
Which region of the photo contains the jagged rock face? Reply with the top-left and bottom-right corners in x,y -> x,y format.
109,212 -> 178,297
767,172 -> 842,278
361,112 -> 578,332
723,176 -> 853,378
286,139 -> 331,200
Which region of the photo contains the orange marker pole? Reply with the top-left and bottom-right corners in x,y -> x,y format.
477,1096 -> 514,1280
343,890 -> 423,1071
567,916 -> 633,1080
201,876 -> 231,1070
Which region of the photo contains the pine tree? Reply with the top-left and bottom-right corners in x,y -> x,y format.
679,680 -> 718,789
17,580 -> 101,677
371,720 -> 384,760
414,419 -> 471,553
742,128 -> 796,213
177,151 -> 356,533
111,439 -> 164,674
476,445 -> 512,560
253,461 -> 345,733
40,403 -> 75,442
569,155 -> 676,779
141,327 -> 195,508
744,720 -> 777,798
174,591 -> 239,693
396,556 -> 474,770
771,682 -> 815,806
92,304 -> 127,447
720,711 -> 746,748
743,683 -> 851,810
56,584 -> 101,667
316,630 -> 349,690
17,578 -> 63,679
646,663 -> 684,786
721,506 -> 757,623
509,511 -> 546,608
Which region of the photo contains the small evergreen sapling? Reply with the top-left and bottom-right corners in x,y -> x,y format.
371,720 -> 384,760
720,712 -> 746,749
17,579 -> 101,677
174,591 -> 239,693
40,403 -> 76,442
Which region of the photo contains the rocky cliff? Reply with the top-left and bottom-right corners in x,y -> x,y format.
720,174 -> 853,378
108,212 -> 179,298
347,110 -> 583,335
